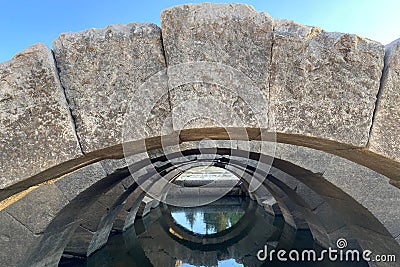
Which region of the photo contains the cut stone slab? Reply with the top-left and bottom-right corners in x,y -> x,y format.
270,19 -> 384,147
0,211 -> 38,267
276,143 -> 334,174
295,183 -> 325,211
5,183 -> 69,234
136,196 -> 154,217
161,3 -> 273,131
24,222 -> 78,267
0,43 -> 82,188
323,156 -> 400,240
313,202 -> 346,233
52,23 -> 170,153
369,39 -> 400,161
55,162 -> 107,201
323,157 -> 389,204
87,205 -> 121,256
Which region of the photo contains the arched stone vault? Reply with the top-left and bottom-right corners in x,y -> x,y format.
0,2 -> 400,267
0,140 -> 399,266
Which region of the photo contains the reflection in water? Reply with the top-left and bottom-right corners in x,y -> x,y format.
179,258 -> 243,267
60,197 -> 368,267
171,197 -> 245,235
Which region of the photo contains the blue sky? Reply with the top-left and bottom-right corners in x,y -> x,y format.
0,0 -> 399,62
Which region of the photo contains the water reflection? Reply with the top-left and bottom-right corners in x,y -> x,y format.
179,258 -> 243,267
60,196 -> 368,267
170,197 -> 245,235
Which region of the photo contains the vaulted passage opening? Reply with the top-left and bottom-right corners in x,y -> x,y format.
165,166 -> 245,207
59,195 -> 369,267
1,135 -> 399,266
53,141 -> 398,267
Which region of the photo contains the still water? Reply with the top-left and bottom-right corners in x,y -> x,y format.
60,197 -> 367,267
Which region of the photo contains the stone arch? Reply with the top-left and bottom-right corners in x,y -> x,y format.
1,2 -> 400,267
1,139 -> 399,266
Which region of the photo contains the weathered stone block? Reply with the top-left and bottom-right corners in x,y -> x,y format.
369,39 -> 400,161
0,43 -> 81,188
78,200 -> 109,232
25,222 -> 78,267
136,196 -> 154,217
323,157 -> 388,203
262,198 -> 281,215
324,156 -> 400,239
276,143 -> 334,174
270,19 -> 384,147
52,23 -> 170,153
313,202 -> 346,233
55,162 -> 107,201
64,225 -> 94,255
295,183 -> 325,210
87,205 -> 121,256
269,167 -> 299,190
0,211 -> 38,267
5,183 -> 69,234
161,3 -> 272,131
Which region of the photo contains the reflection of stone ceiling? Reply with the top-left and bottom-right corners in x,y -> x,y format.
136,202 -> 281,267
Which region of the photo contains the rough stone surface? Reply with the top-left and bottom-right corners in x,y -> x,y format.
136,196 -> 154,217
123,189 -> 145,231
369,39 -> 400,161
313,202 -> 346,233
87,205 -> 121,256
323,156 -> 400,239
295,183 -> 325,210
0,211 -> 38,267
276,143 -> 334,174
1,4 -> 400,266
25,222 -> 78,267
270,19 -> 384,147
64,226 -> 94,255
161,3 -> 273,131
269,167 -> 299,190
52,23 -> 170,153
324,157 -> 389,203
261,198 -> 281,215
76,200 -> 109,232
97,183 -> 125,208
5,183 -> 69,234
0,43 -> 81,188
55,162 -> 107,201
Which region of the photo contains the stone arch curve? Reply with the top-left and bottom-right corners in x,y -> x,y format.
1,2 -> 400,267
1,140 -> 399,266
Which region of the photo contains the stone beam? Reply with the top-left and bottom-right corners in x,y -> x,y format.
161,3 -> 273,131
52,23 -> 170,153
369,39 -> 400,162
0,44 -> 82,188
270,19 -> 384,147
